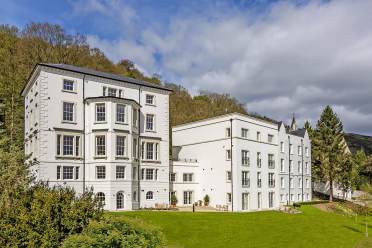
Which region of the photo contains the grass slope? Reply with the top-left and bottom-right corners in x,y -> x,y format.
110,206 -> 372,248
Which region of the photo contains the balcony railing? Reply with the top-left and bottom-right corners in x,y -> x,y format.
268,160 -> 275,169
242,179 -> 250,187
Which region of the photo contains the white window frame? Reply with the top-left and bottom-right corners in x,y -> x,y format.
226,171 -> 232,182
96,165 -> 106,179
141,140 -> 160,161
116,104 -> 126,123
226,149 -> 231,161
268,134 -> 274,143
62,79 -> 75,92
280,142 -> 284,153
145,114 -> 155,131
56,133 -> 82,158
95,103 -> 106,122
145,94 -> 155,105
226,127 -> 231,138
170,172 -> 176,182
116,135 -> 127,158
95,134 -> 106,157
280,159 -> 285,172
108,87 -> 117,97
62,101 -> 75,123
241,150 -> 250,166
116,166 -> 126,179
183,173 -> 193,182
241,128 -> 248,138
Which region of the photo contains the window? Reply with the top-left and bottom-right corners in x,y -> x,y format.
108,87 -> 117,97
56,134 -> 81,157
146,169 -> 155,180
116,136 -> 126,157
257,172 -> 262,188
299,178 -> 302,188
298,194 -> 301,201
118,89 -> 123,98
241,128 -> 248,138
306,179 -> 310,188
227,171 -> 232,182
170,173 -> 176,182
280,194 -> 285,202
268,173 -> 275,188
305,147 -> 309,157
133,109 -> 138,127
146,142 -> 154,160
268,154 -> 275,169
241,150 -> 249,166
268,134 -> 274,143
63,79 -> 74,91
95,103 -> 106,122
226,149 -> 231,160
298,161 -> 302,173
146,114 -> 155,131
290,144 -> 294,154
146,191 -> 154,200
116,166 -> 125,179
116,104 -> 126,123
96,166 -> 106,179
102,86 -> 107,96
146,94 -> 155,105
133,191 -> 137,201
132,167 -> 137,180
95,135 -> 106,156
242,193 -> 249,210
289,160 -> 293,173
280,142 -> 284,152
75,167 -> 79,179
57,166 -> 61,179
117,192 -> 124,209
63,135 -> 74,156
227,193 -> 232,203
305,162 -> 309,174
290,194 -> 294,202
290,178 -> 294,188
280,159 -> 285,172
133,138 -> 138,158
281,177 -> 285,189
183,173 -> 193,182
257,152 -> 261,168
269,192 -> 274,208
256,131 -> 261,141
242,171 -> 250,187
63,166 -> 74,180
183,191 -> 193,204
298,146 -> 302,156
258,192 -> 262,208
226,128 -> 231,138
96,192 -> 105,206
62,102 -> 74,122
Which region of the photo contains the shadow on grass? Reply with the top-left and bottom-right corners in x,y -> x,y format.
343,225 -> 362,233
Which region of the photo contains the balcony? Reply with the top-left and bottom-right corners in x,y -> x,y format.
268,160 -> 275,169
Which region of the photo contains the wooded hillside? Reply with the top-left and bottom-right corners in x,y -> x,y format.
0,22 -> 247,147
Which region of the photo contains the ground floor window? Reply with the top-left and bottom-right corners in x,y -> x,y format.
227,193 -> 232,203
96,192 -> 105,206
146,191 -> 153,200
257,192 -> 262,209
269,192 -> 274,208
183,191 -> 193,205
242,193 -> 249,210
117,192 -> 124,209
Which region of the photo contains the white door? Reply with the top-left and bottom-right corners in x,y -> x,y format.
242,193 -> 249,210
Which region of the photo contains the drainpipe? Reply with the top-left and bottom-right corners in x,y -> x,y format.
301,139 -> 304,202
82,74 -> 86,193
137,86 -> 142,208
288,135 -> 291,205
230,118 -> 233,212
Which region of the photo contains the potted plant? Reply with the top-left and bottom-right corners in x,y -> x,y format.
171,194 -> 178,207
204,194 -> 210,206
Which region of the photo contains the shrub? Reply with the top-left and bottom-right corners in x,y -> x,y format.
298,200 -> 329,206
0,183 -> 102,247
62,216 -> 165,248
203,195 -> 210,206
170,194 -> 178,206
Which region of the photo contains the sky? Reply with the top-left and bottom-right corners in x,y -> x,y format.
1,0 -> 372,135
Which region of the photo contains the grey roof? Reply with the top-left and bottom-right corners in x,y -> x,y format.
84,96 -> 140,106
288,128 -> 306,137
38,63 -> 172,91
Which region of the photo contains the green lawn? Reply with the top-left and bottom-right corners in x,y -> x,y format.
110,206 -> 372,248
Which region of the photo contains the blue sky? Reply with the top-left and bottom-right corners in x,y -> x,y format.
1,0 -> 372,135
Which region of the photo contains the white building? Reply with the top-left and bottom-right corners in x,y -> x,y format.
22,63 -> 171,211
171,113 -> 312,211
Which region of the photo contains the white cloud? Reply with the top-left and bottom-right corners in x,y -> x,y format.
85,0 -> 372,134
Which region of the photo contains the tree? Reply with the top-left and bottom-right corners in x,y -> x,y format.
304,120 -> 314,138
337,154 -> 357,199
312,106 -> 346,202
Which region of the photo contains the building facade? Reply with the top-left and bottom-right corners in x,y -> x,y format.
22,63 -> 171,210
171,113 -> 312,211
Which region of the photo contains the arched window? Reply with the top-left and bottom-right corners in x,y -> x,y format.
117,192 -> 124,209
96,192 -> 105,206
146,191 -> 153,200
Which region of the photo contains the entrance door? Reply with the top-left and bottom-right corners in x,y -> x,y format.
242,193 -> 249,210
183,191 -> 193,205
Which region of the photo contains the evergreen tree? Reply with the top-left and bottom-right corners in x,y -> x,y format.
312,105 -> 346,202
304,120 -> 313,138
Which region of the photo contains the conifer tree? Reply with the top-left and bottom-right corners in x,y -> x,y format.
312,106 -> 346,202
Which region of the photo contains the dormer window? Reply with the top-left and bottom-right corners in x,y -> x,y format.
146,94 -> 155,105
63,79 -> 74,92
108,88 -> 117,97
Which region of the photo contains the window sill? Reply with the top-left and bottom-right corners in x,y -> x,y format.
115,122 -> 128,125
115,156 -> 129,160
62,90 -> 77,94
145,103 -> 156,107
145,129 -> 157,133
55,156 -> 83,160
94,156 -> 107,159
61,121 -> 77,124
94,121 -> 107,124
141,160 -> 161,163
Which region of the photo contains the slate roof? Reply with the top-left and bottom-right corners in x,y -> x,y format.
38,63 -> 172,91
344,133 -> 372,155
288,128 -> 307,138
